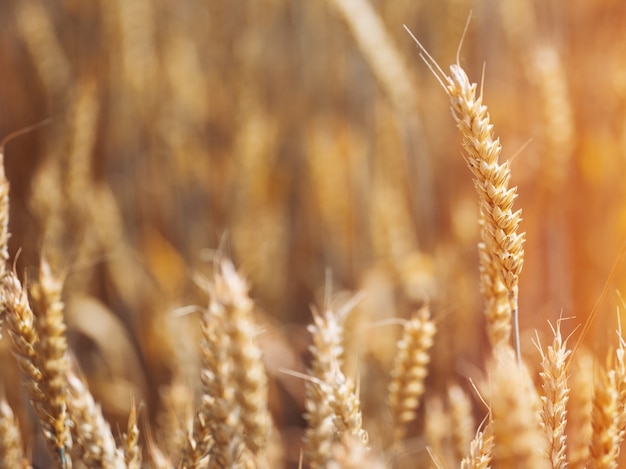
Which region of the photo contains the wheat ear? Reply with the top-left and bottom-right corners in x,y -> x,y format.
486,345 -> 548,469
388,305 -> 436,444
2,271 -> 73,468
29,260 -> 71,467
304,300 -> 368,467
587,326 -> 626,469
66,371 -> 124,469
588,369 -> 621,469
195,281 -> 243,468
535,321 -> 571,469
461,418 -> 494,469
216,260 -> 272,455
567,348 -> 594,468
185,259 -> 270,468
448,384 -> 475,464
539,337 -> 571,469
405,26 -> 525,353
327,435 -> 386,469
123,400 -> 141,469
0,397 -> 31,469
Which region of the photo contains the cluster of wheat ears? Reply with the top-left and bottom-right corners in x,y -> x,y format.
2,0 -> 626,468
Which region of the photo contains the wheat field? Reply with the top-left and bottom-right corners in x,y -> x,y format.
1,0 -> 626,468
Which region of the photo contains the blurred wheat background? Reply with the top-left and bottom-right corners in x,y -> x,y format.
1,0 -> 626,467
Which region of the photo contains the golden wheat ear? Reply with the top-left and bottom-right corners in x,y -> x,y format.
587,324 -> 626,469
123,399 -> 141,469
0,395 -> 31,469
3,269 -> 74,469
448,384 -> 475,464
303,294 -> 368,468
534,320 -> 572,469
404,24 -> 525,360
387,305 -> 436,445
182,258 -> 271,468
484,345 -> 548,468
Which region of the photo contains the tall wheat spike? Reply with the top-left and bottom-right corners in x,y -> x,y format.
405,25 -> 525,353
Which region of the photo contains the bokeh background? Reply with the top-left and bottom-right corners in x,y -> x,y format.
1,0 -> 626,466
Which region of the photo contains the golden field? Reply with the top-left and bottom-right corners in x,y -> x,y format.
1,0 -> 626,467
